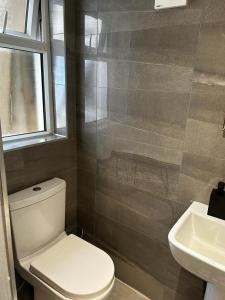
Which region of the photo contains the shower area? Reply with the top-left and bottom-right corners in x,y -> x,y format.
76,0 -> 225,299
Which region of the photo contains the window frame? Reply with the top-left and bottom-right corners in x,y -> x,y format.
0,0 -> 55,143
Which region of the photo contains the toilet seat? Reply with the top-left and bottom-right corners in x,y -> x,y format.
29,234 -> 115,299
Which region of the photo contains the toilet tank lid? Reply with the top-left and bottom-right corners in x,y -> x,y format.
9,178 -> 66,211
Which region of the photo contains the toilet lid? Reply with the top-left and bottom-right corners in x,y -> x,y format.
30,235 -> 115,299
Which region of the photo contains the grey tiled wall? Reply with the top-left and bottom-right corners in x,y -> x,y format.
77,1 -> 225,299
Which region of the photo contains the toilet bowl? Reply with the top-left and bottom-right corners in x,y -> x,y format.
9,178 -> 115,300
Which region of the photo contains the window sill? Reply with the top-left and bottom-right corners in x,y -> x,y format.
3,134 -> 67,152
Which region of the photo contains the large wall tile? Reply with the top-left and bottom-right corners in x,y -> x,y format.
195,22 -> 225,76
189,80 -> 225,125
203,0 -> 225,23
97,59 -> 130,89
185,119 -> 225,160
98,0 -> 154,12
97,134 -> 183,166
129,24 -> 199,67
178,153 -> 225,204
77,168 -> 96,233
128,62 -> 193,93
76,0 -> 225,299
96,175 -> 174,227
99,10 -> 201,34
103,87 -> 189,140
98,31 -> 131,60
95,190 -> 170,244
97,151 -> 180,201
98,121 -> 183,151
74,0 -> 97,12
125,89 -> 189,138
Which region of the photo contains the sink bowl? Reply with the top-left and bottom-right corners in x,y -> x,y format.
169,202 -> 225,300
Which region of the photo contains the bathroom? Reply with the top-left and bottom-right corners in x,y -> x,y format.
0,0 -> 225,299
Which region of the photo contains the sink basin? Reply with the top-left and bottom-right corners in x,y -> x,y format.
169,202 -> 225,300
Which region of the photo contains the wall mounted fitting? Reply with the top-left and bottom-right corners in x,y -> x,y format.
155,0 -> 188,10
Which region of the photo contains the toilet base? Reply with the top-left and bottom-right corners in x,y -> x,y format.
204,283 -> 225,300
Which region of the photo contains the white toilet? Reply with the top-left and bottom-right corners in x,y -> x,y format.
9,178 -> 115,300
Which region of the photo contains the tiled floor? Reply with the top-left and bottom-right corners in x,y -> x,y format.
18,278 -> 150,300
109,279 -> 150,300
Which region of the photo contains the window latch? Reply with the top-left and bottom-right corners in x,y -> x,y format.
2,10 -> 8,34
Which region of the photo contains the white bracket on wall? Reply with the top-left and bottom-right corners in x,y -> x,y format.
154,0 -> 188,10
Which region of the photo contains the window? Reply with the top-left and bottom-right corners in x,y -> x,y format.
0,0 -> 66,148
49,0 -> 66,135
0,48 -> 45,137
0,0 -> 28,34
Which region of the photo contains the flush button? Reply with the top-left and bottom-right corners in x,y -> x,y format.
33,186 -> 41,192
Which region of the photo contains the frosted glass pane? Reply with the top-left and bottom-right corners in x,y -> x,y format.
49,0 -> 67,134
0,48 -> 45,137
0,0 -> 27,33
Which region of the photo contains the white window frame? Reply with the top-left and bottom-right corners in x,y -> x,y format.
0,0 -> 55,144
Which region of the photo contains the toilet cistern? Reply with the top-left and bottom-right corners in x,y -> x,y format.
9,178 -> 115,300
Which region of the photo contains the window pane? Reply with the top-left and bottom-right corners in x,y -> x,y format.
50,0 -> 64,41
26,0 -> 43,41
0,48 -> 45,137
0,0 -> 28,33
49,0 -> 67,135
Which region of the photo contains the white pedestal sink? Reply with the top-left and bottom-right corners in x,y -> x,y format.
168,202 -> 225,300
